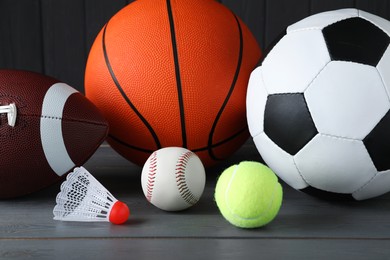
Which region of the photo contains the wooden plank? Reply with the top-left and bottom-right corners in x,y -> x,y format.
0,144 -> 390,240
84,0 -> 127,54
0,238 -> 389,260
0,142 -> 389,259
0,0 -> 43,72
221,0 -> 266,51
2,186 -> 390,239
40,0 -> 86,91
264,0 -> 311,49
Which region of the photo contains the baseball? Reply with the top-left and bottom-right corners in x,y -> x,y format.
141,147 -> 206,211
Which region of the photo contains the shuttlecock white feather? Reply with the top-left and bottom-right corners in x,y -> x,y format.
53,167 -> 129,225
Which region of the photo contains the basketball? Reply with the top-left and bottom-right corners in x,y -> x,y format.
85,0 -> 261,167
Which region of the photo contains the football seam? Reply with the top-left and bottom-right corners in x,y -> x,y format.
21,114 -> 108,126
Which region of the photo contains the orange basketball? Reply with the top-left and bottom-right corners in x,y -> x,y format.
85,0 -> 261,167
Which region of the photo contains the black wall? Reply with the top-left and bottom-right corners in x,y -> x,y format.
1,0 -> 390,92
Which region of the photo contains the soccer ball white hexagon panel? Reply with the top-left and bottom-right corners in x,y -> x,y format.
246,67 -> 267,137
305,61 -> 390,140
261,29 -> 330,95
294,134 -> 377,195
247,8 -> 390,200
377,45 -> 390,96
253,132 -> 308,190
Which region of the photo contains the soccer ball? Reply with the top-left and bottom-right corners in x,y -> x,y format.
247,8 -> 390,200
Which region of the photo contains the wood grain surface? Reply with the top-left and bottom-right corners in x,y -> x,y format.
0,142 -> 389,259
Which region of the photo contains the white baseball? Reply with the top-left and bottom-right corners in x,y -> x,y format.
141,147 -> 206,211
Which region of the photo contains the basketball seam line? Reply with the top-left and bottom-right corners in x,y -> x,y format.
107,125 -> 248,154
193,126 -> 248,152
207,13 -> 244,161
108,134 -> 154,153
166,0 -> 187,148
102,23 -> 161,149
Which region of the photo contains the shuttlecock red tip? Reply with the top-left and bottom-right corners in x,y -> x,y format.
109,201 -> 130,225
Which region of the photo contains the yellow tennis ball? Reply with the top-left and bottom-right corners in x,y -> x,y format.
215,161 -> 283,228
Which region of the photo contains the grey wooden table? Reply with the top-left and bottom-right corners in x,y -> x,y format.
1,141 -> 390,259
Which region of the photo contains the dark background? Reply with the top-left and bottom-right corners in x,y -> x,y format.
1,0 -> 390,92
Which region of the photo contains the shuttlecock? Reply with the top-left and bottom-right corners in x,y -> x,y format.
53,167 -> 129,225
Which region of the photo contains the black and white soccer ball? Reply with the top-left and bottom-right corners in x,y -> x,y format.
247,9 -> 390,200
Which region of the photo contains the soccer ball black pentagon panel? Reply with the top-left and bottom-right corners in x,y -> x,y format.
246,8 -> 390,200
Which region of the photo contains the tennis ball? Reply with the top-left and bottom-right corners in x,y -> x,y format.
215,161 -> 283,228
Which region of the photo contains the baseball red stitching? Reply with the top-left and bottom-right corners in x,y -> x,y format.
176,151 -> 199,205
146,151 -> 157,202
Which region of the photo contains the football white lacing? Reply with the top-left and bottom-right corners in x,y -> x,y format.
0,103 -> 17,127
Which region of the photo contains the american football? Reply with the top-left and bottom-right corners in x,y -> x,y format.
0,70 -> 108,198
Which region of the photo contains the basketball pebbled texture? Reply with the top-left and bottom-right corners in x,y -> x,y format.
85,0 -> 261,167
0,70 -> 108,198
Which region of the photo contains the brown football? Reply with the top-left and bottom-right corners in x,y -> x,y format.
0,70 -> 108,198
